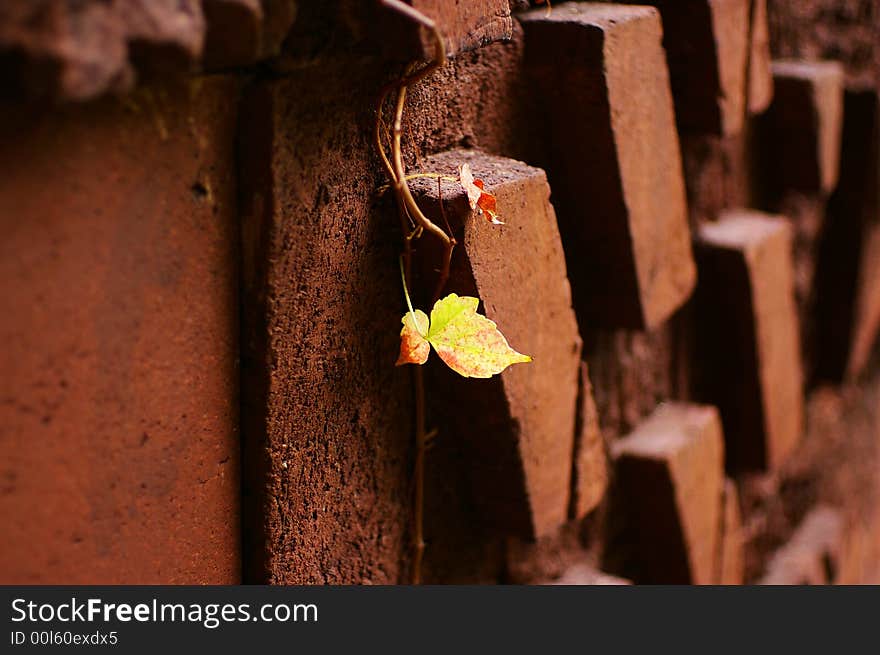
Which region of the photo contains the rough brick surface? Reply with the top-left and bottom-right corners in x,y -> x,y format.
759,506 -> 844,584
607,403 -> 725,584
748,0 -> 774,113
571,362 -> 608,520
407,0 -> 513,58
410,149 -> 582,540
762,60 -> 844,194
239,67 -> 415,584
520,3 -> 695,329
716,479 -> 745,583
0,77 -> 241,583
694,210 -> 803,471
814,90 -> 880,381
305,0 -> 513,67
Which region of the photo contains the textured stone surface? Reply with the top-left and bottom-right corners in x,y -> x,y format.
607,403 -> 725,584
694,211 -> 803,471
239,65 -> 413,584
322,0 -> 514,67
407,0 -> 513,58
410,149 -> 582,540
520,3 -> 695,329
0,77 -> 241,583
763,60 -> 844,194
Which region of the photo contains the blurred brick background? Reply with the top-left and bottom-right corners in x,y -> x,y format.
1,0 -> 878,585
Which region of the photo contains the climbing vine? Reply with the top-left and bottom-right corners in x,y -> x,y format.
374,0 -> 531,584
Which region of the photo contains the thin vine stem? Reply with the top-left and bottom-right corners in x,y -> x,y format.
375,0 -> 454,585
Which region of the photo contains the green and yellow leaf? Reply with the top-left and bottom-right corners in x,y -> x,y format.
395,293 -> 531,378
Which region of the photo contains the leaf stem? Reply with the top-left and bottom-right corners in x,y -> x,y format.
399,255 -> 426,338
376,0 -> 452,586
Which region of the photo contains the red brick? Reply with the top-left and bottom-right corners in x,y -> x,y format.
410,149 -> 582,540
609,403 -> 725,584
617,0 -> 749,135
694,210 -> 804,471
0,77 -> 240,583
546,563 -> 631,586
238,67 -> 418,584
716,479 -> 744,584
520,4 -> 695,329
759,506 -> 844,584
409,0 -> 512,57
747,0 -> 773,114
571,362 -> 608,520
762,60 -> 844,194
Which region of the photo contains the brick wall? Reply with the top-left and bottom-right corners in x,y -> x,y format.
1,0 -> 878,585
